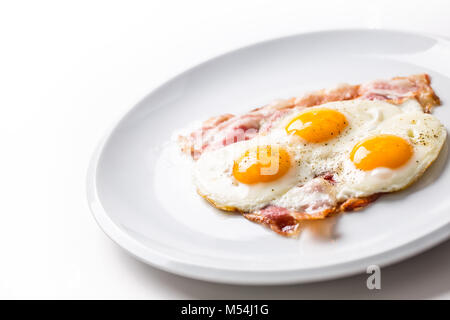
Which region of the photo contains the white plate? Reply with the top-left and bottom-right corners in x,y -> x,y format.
87,29 -> 450,285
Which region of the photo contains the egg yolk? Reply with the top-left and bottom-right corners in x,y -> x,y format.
285,108 -> 348,143
350,135 -> 413,171
233,145 -> 291,184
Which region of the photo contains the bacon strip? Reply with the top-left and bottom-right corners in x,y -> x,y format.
243,206 -> 332,236
358,74 -> 440,113
244,194 -> 380,237
179,74 -> 440,159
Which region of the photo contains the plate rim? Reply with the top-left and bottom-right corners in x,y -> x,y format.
87,28 -> 450,285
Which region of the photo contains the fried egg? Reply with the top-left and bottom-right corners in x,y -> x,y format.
193,99 -> 446,213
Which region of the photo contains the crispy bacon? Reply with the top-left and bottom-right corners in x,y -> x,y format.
339,194 -> 381,212
179,74 -> 440,159
244,195 -> 380,237
358,74 -> 440,113
294,83 -> 360,107
244,206 -> 299,235
180,112 -> 264,159
242,175 -> 364,237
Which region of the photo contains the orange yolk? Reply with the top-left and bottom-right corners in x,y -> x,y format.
350,135 -> 413,171
232,145 -> 291,184
285,108 -> 348,143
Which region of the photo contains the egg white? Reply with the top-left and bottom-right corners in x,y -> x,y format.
193,133 -> 311,212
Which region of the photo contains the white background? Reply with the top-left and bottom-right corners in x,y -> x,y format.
1,0 -> 449,299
